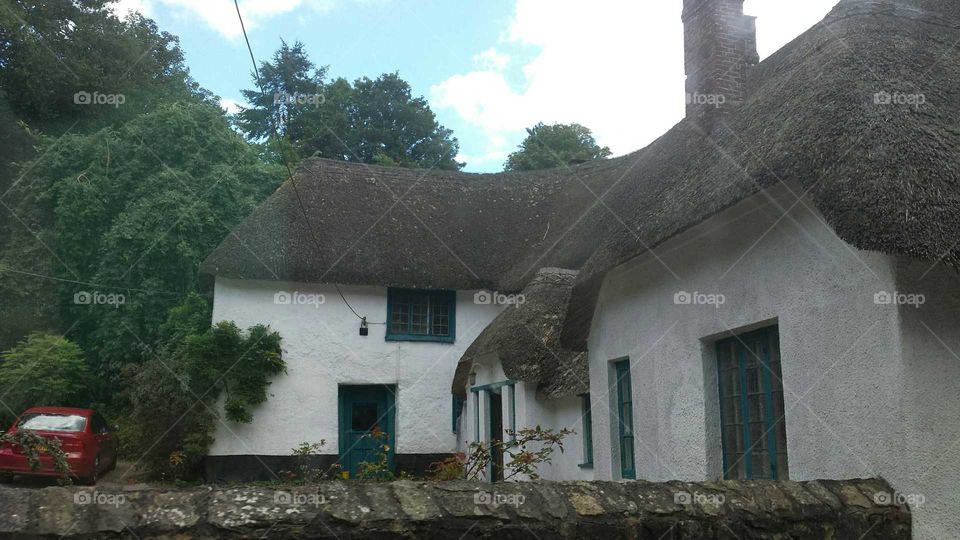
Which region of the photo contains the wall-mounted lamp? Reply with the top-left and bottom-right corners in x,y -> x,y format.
469,369 -> 477,386
359,317 -> 369,336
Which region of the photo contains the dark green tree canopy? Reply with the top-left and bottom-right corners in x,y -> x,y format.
0,0 -> 213,132
0,102 -> 283,391
504,122 -> 612,172
237,42 -> 463,170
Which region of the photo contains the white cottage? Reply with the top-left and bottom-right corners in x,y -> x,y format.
201,0 -> 960,535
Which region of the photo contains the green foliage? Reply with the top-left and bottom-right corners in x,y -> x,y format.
0,333 -> 89,426
356,428 -> 399,481
0,429 -> 71,484
0,103 -> 284,394
280,441 -> 343,483
427,452 -> 467,481
0,0 -> 213,132
465,426 -> 573,481
237,41 -> 462,170
504,123 -> 612,172
124,295 -> 285,479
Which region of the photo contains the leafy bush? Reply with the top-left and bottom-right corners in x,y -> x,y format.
0,333 -> 89,426
0,430 -> 71,484
465,426 -> 573,481
124,294 -> 284,480
427,452 -> 467,481
280,441 -> 342,483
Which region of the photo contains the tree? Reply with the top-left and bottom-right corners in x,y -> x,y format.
0,333 -> 89,425
237,42 -> 462,170
0,102 -> 284,396
124,294 -> 284,479
0,0 -> 213,132
504,123 -> 612,172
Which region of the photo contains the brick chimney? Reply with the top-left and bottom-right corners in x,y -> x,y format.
682,0 -> 759,131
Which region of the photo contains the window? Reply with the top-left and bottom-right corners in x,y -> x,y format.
386,288 -> 455,342
716,326 -> 788,480
18,413 -> 86,432
613,359 -> 636,479
580,394 -> 593,467
452,394 -> 464,433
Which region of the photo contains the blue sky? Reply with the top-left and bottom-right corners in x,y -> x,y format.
112,0 -> 838,172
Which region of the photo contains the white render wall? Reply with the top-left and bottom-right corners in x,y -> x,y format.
461,353 -> 594,481
587,183 -> 960,537
208,278 -> 502,457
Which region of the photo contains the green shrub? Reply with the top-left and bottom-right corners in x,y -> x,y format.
124,294 -> 284,480
0,333 -> 89,426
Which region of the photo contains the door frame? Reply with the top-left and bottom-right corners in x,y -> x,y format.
337,384 -> 397,477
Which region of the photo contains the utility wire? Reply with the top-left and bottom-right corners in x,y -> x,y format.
234,0 -> 365,322
0,265 -> 184,296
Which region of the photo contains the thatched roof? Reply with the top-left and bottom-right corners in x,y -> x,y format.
203,0 -> 960,357
200,156 -> 627,292
451,268 -> 587,399
558,0 -> 960,349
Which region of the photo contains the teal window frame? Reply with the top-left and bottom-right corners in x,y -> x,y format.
452,394 -> 465,433
579,393 -> 594,468
386,288 -> 455,343
716,326 -> 788,480
613,359 -> 636,479
507,383 -> 517,444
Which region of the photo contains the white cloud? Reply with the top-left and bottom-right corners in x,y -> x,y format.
108,0 -> 153,17
432,0 -> 837,170
152,0 -> 335,39
220,97 -> 244,115
472,48 -> 510,72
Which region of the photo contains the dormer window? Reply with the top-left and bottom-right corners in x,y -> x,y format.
386,288 -> 455,343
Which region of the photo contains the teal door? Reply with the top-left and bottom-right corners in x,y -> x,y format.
614,359 -> 636,479
338,385 -> 396,478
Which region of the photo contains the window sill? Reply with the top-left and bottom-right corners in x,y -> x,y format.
385,334 -> 455,344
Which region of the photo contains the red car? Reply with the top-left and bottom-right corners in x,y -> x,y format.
0,407 -> 118,485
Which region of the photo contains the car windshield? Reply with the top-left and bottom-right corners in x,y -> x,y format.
17,413 -> 87,432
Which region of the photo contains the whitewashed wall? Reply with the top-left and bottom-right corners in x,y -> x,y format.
208,279 -> 502,457
587,183 -> 960,537
461,353 -> 594,480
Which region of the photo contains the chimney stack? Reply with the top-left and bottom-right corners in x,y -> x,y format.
682,0 -> 758,131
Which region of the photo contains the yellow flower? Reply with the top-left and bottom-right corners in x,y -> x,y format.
340,471 -> 350,480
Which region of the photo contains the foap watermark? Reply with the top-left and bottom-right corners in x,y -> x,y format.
874,290 -> 925,309
674,490 -> 725,506
74,290 -> 125,308
474,290 -> 526,307
274,490 -> 327,507
873,490 -> 925,507
274,92 -> 325,107
274,291 -> 325,308
473,491 -> 526,508
74,490 -> 126,507
686,92 -> 726,109
874,90 -> 926,110
674,290 -> 725,308
74,91 -> 125,108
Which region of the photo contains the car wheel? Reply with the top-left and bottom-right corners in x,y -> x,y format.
0,473 -> 13,484
81,456 -> 100,486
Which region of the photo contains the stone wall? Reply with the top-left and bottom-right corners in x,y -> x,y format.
0,478 -> 909,538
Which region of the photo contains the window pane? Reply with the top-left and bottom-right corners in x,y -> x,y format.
409,295 -> 429,334
432,300 -> 450,336
351,402 -> 378,431
390,296 -> 409,334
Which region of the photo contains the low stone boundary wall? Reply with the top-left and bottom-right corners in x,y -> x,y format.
0,478 -> 909,538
